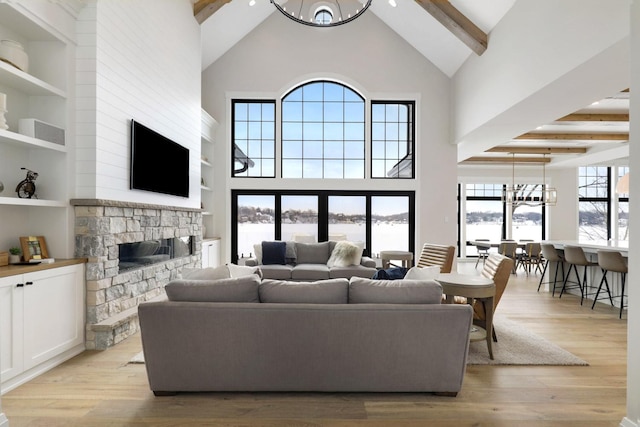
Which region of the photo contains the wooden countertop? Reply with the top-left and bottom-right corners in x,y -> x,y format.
0,258 -> 87,278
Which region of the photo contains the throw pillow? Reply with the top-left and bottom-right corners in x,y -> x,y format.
295,241 -> 330,264
262,241 -> 287,265
181,265 -> 230,280
165,275 -> 261,302
259,279 -> 349,304
253,243 -> 263,265
327,241 -> 360,267
348,277 -> 443,304
227,263 -> 263,279
404,265 -> 441,280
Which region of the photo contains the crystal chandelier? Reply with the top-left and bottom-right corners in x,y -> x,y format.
271,0 -> 372,27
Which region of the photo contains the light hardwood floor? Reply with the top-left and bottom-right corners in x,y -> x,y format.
2,261 -> 627,426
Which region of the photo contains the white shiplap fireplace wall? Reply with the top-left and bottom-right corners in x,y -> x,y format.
74,0 -> 202,348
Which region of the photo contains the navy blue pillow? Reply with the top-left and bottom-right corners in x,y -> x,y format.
262,241 -> 287,265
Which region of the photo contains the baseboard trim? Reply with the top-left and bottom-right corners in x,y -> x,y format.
620,417 -> 639,427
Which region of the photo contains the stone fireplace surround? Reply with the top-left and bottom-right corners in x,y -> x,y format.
71,199 -> 202,350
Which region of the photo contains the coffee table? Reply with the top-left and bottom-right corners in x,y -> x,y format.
436,273 -> 496,359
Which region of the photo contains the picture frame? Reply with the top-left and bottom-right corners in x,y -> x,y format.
20,236 -> 49,261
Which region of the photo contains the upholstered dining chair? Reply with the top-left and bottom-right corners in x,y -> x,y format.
498,241 -> 518,273
474,239 -> 491,268
517,242 -> 543,276
416,243 -> 456,273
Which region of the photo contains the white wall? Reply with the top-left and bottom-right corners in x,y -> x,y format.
453,0 -> 631,161
623,1 -> 639,425
202,12 -> 456,261
76,0 -> 201,208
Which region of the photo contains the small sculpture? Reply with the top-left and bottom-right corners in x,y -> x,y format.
15,167 -> 38,199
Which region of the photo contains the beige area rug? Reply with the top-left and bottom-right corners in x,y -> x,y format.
466,316 -> 588,366
128,317 -> 588,367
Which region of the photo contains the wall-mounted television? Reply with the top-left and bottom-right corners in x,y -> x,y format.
130,120 -> 189,198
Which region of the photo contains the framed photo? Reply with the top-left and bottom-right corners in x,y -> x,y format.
20,236 -> 49,261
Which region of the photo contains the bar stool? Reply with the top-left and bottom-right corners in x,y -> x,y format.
538,243 -> 565,296
593,250 -> 627,318
561,245 -> 598,305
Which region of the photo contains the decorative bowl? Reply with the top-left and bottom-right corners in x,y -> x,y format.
0,39 -> 29,72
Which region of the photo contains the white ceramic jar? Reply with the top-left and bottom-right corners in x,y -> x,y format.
0,39 -> 29,72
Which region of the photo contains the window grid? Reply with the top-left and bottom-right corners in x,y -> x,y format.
232,100 -> 276,178
281,81 -> 365,179
371,101 -> 415,179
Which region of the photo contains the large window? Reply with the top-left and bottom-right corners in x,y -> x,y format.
232,190 -> 415,263
461,183 -> 545,257
281,81 -> 365,178
232,101 -> 276,177
578,166 -> 610,240
371,101 -> 415,178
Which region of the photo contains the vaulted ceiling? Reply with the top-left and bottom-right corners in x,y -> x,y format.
195,0 -> 629,168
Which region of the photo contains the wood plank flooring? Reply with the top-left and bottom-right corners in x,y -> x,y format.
2,262 -> 627,426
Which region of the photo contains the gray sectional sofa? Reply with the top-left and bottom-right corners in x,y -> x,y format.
245,240 -> 378,280
138,274 -> 474,396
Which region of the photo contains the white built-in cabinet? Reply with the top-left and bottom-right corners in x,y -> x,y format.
201,109 -> 221,266
0,1 -> 75,257
0,262 -> 85,394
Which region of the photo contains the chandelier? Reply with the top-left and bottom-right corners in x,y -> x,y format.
502,154 -> 557,207
270,0 -> 372,27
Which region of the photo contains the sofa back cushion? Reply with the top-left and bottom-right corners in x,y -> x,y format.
165,275 -> 260,302
181,265 -> 231,280
295,241 -> 330,264
259,279 -> 348,304
348,277 -> 442,304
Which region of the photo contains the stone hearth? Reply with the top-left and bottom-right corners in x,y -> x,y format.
71,199 -> 202,350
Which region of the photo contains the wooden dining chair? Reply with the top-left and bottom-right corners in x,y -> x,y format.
416,243 -> 456,273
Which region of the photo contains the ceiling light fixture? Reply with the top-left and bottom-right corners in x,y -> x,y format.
271,0 -> 372,27
502,153 -> 557,207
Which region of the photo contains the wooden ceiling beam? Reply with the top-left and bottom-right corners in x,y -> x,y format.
515,132 -> 629,141
487,147 -> 588,154
556,113 -> 629,122
463,156 -> 551,164
414,0 -> 487,55
194,0 -> 231,24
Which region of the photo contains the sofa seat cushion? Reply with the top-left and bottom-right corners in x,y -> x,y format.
348,277 -> 443,304
259,264 -> 294,280
259,279 -> 349,304
291,263 -> 330,280
329,265 -> 377,279
165,275 -> 260,302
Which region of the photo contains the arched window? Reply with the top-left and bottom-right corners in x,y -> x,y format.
314,7 -> 333,25
281,81 -> 365,179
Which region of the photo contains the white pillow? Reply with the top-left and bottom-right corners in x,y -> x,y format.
252,244 -> 263,265
328,241 -> 361,267
404,265 -> 441,280
227,263 -> 263,279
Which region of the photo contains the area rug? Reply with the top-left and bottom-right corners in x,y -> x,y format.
466,317 -> 588,366
128,317 -> 588,367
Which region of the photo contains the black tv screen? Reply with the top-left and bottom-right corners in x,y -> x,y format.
130,120 -> 189,198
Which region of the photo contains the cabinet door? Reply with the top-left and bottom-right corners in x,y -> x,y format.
23,265 -> 84,370
208,240 -> 220,268
0,276 -> 24,383
201,241 -> 210,268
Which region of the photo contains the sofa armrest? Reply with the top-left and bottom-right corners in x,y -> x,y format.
245,258 -> 259,267
360,256 -> 376,268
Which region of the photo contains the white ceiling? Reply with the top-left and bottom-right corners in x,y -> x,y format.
199,0 -> 629,167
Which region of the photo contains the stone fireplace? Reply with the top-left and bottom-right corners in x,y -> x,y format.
71,199 -> 202,350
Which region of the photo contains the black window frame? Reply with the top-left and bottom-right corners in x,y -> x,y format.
232,189 -> 415,264
231,99 -> 276,178
370,100 -> 415,179
578,166 -> 611,240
